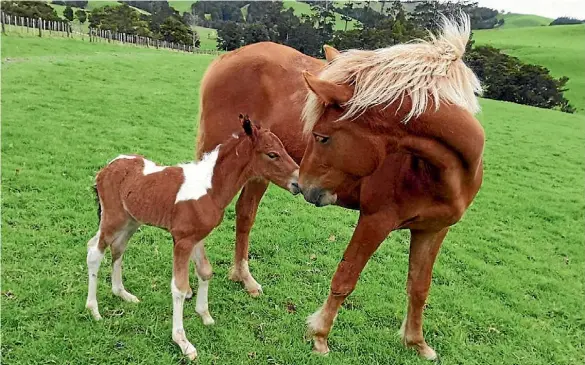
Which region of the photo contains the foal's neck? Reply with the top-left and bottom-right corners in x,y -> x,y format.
206,136 -> 255,209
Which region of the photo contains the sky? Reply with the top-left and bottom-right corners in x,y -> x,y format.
475,0 -> 585,19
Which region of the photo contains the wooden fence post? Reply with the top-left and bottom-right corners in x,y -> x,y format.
38,18 -> 42,37
1,12 -> 5,35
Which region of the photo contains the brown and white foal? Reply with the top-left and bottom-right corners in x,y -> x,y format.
85,115 -> 299,360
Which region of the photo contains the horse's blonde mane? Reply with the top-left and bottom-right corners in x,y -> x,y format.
302,13 -> 482,134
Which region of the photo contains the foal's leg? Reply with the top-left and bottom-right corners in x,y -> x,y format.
171,238 -> 197,360
308,212 -> 394,353
86,230 -> 106,320
111,221 -> 140,303
191,241 -> 214,325
229,179 -> 268,297
400,228 -> 448,361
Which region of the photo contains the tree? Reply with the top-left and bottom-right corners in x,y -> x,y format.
242,23 -> 271,45
159,16 -> 194,45
88,4 -> 151,37
216,21 -> 243,51
75,9 -> 87,24
1,1 -> 63,21
63,5 -> 74,22
550,17 -> 584,26
341,2 -> 354,31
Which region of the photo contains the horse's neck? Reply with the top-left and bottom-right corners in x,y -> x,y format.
207,138 -> 254,209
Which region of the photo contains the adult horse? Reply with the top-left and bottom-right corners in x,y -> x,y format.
196,15 -> 484,360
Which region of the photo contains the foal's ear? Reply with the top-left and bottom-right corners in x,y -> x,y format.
239,113 -> 257,141
302,71 -> 353,107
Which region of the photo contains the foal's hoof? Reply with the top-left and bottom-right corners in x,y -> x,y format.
418,345 -> 438,361
185,348 -> 197,361
312,336 -> 330,355
86,302 -> 102,321
198,310 -> 215,326
185,287 -> 193,300
247,285 -> 263,297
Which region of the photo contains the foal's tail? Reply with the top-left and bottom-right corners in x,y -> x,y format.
92,183 -> 102,226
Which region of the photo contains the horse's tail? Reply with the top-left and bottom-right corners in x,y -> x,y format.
92,183 -> 101,226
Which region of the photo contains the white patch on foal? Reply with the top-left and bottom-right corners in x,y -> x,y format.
110,154 -> 136,164
171,278 -> 197,360
175,146 -> 220,203
142,159 -> 166,175
86,231 -> 104,320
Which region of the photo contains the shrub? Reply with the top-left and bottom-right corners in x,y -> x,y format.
466,46 -> 575,113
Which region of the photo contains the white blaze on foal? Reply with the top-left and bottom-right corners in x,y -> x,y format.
84,115 -> 300,360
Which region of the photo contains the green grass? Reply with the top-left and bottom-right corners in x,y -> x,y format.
2,34 -> 585,365
498,13 -> 553,28
85,1 -> 126,11
169,1 -> 197,14
474,24 -> 585,113
194,26 -> 217,51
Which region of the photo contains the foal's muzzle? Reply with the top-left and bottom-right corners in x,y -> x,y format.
288,170 -> 301,195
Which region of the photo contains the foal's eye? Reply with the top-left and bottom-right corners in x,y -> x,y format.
267,152 -> 279,159
314,134 -> 330,144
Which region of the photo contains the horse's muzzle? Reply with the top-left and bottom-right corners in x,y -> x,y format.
300,186 -> 337,207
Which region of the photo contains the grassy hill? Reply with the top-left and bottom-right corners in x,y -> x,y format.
168,1 -> 195,14
498,13 -> 553,28
2,34 -> 584,365
474,24 -> 585,113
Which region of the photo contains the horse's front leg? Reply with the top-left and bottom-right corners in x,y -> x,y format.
307,211 -> 395,353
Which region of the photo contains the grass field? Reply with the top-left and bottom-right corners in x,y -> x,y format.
474,24 -> 585,113
497,13 -> 553,28
2,34 -> 584,365
169,1 -> 197,14
195,26 -> 218,51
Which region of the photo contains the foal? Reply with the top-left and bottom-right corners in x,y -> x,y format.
85,115 -> 299,360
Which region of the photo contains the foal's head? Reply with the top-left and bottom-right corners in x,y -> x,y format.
239,114 -> 300,194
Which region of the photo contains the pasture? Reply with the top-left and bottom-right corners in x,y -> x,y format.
497,13 -> 552,28
2,35 -> 584,364
474,24 -> 585,113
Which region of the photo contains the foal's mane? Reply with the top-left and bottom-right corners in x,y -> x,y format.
302,13 -> 482,134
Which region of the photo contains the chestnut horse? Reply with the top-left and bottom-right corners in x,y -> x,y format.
86,116 -> 299,360
197,16 -> 484,360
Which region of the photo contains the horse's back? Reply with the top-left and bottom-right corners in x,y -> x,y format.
197,42 -> 323,160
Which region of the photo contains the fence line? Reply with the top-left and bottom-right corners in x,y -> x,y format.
0,12 -> 222,56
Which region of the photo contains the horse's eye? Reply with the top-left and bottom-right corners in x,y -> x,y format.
314,134 -> 330,144
267,152 -> 279,159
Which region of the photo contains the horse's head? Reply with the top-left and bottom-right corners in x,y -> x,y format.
297,72 -> 387,207
239,114 -> 300,195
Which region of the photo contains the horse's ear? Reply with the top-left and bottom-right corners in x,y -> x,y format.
302,71 -> 352,106
239,114 -> 257,141
323,45 -> 340,62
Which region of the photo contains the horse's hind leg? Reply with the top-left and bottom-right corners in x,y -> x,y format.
111,220 -> 140,303
400,228 -> 449,361
86,230 -> 107,320
229,179 -> 268,297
